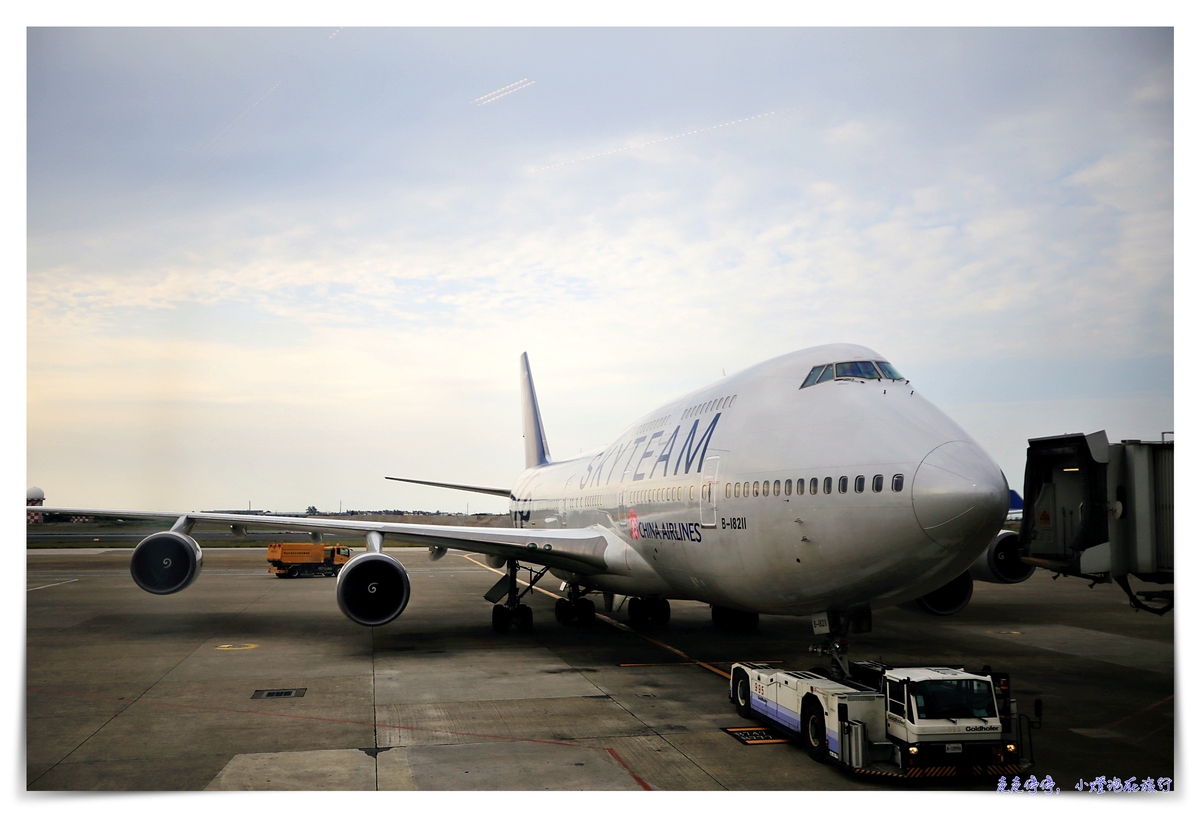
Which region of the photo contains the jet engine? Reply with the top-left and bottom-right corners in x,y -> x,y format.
914,570 -> 973,616
335,552 -> 411,626
969,530 -> 1035,584
130,531 -> 203,595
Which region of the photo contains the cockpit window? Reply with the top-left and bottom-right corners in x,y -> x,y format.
802,361 -> 891,388
834,361 -> 881,380
875,360 -> 903,380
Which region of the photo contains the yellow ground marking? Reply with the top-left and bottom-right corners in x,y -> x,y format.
460,553 -> 732,680
215,643 -> 260,650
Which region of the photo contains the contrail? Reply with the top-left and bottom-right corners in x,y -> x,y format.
541,110 -> 777,170
472,79 -> 535,106
195,80 -> 282,156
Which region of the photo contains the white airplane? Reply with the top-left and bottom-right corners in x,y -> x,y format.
35,344 -> 1028,675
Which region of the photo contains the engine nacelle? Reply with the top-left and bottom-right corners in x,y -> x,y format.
130,531 -> 203,595
335,552 -> 411,626
969,530 -> 1036,584
914,570 -> 974,616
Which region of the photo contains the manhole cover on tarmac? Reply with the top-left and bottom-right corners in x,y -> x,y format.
251,688 -> 307,699
723,727 -> 791,745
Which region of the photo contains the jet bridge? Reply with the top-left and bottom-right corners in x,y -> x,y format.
1018,431 -> 1173,614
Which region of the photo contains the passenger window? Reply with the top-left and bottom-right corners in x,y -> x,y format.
734,482 -> 741,497
784,479 -> 792,496
774,480 -> 781,496
810,477 -> 818,495
753,482 -> 760,497
873,475 -> 883,493
690,486 -> 695,500
855,476 -> 865,493
726,483 -> 731,498
838,476 -> 848,494
823,477 -> 832,495
892,474 -> 905,492
744,482 -> 750,497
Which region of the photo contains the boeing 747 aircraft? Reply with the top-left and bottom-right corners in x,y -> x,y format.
36,344 -> 1030,675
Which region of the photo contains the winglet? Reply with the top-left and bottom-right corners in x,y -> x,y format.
520,352 -> 552,468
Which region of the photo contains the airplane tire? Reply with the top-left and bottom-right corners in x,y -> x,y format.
554,597 -> 574,624
516,604 -> 533,633
628,597 -> 648,627
733,669 -> 754,719
574,598 -> 596,627
492,605 -> 511,633
801,697 -> 828,762
651,598 -> 671,626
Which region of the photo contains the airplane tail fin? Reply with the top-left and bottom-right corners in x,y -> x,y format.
520,353 -> 552,468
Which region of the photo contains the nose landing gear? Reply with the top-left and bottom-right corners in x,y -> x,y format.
807,606 -> 871,680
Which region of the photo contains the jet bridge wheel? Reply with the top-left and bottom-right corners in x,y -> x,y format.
800,695 -> 828,763
732,669 -> 753,719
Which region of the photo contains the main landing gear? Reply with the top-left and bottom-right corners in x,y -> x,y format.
629,596 -> 670,627
487,558 -> 548,633
553,584 -> 596,627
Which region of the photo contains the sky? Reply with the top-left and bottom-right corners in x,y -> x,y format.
24,26 -> 1174,515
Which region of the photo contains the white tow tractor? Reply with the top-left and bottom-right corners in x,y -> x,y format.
730,661 -> 1036,779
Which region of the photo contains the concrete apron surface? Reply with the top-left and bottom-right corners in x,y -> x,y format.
28,547 -> 1174,791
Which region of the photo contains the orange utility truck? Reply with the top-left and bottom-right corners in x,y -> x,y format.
267,543 -> 352,578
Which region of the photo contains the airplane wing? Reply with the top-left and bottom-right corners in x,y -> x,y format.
33,506 -> 609,574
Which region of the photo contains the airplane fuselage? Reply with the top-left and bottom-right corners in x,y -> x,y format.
508,344 -> 1008,617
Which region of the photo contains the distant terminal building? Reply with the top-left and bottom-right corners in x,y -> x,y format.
27,486 -> 44,525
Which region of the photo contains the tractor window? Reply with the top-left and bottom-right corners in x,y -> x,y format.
887,680 -> 906,717
911,680 -> 997,721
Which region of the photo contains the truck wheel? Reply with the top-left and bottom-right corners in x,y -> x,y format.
286,566 -> 300,578
333,566 -> 342,578
274,573 -> 288,579
801,697 -> 828,762
492,605 -> 511,633
516,604 -> 533,633
733,669 -> 754,719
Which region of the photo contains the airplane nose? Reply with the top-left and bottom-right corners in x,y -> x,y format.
911,441 -> 1008,549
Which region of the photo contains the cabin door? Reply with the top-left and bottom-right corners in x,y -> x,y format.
701,456 -> 720,528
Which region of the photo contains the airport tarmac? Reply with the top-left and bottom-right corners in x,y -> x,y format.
27,546 -> 1174,791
